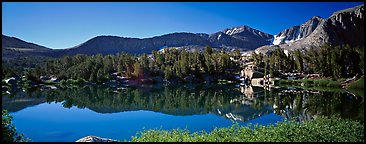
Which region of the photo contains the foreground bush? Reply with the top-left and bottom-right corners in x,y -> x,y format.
2,110 -> 27,142
131,116 -> 364,142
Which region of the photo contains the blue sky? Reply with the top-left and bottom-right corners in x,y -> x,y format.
2,2 -> 363,49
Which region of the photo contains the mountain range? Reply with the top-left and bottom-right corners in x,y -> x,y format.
2,4 -> 364,59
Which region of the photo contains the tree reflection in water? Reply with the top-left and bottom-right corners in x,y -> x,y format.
266,87 -> 364,123
2,84 -> 364,123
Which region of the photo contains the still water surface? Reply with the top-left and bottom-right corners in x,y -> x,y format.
2,84 -> 363,142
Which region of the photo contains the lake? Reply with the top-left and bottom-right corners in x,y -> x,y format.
2,84 -> 364,142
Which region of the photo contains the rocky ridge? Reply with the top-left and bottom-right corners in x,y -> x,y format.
256,4 -> 364,54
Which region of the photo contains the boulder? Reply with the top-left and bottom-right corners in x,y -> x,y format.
39,76 -> 48,81
50,76 -> 59,82
76,136 -> 117,142
5,77 -> 17,86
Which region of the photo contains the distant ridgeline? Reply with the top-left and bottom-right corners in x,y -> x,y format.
2,26 -> 273,58
2,4 -> 363,59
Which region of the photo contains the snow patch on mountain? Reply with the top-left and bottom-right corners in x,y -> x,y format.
223,26 -> 251,36
272,35 -> 286,45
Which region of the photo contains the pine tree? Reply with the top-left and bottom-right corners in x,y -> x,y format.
133,62 -> 142,79
117,63 -> 123,76
164,65 -> 172,80
204,45 -> 213,55
97,68 -> 105,83
89,71 -> 96,82
294,50 -> 304,72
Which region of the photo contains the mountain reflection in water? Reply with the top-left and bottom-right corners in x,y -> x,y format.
2,84 -> 364,123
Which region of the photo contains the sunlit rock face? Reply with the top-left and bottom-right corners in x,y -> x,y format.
256,4 -> 364,54
272,16 -> 323,45
209,26 -> 273,51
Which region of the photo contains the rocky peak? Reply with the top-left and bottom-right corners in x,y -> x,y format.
273,16 -> 324,45
206,25 -> 273,51
325,4 -> 364,47
329,4 -> 364,26
302,16 -> 322,27
222,26 -> 249,36
259,4 -> 364,55
298,16 -> 324,37
222,26 -> 272,38
331,4 -> 364,19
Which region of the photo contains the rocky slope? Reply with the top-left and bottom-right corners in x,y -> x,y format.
2,35 -> 50,51
257,4 -> 364,54
272,16 -> 323,45
2,35 -> 55,59
62,32 -> 211,55
62,26 -> 273,56
209,26 -> 273,51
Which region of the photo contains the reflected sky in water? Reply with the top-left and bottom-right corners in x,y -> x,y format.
2,84 -> 363,142
10,101 -> 283,142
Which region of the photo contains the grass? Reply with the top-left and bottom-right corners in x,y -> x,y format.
275,79 -> 341,88
42,80 -> 58,85
130,116 -> 364,142
346,76 -> 364,97
217,79 -> 240,84
347,76 -> 364,90
276,85 -> 346,93
347,89 -> 364,97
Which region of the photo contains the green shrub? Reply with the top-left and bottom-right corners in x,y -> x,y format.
292,80 -> 302,85
276,78 -> 342,88
43,80 -> 56,85
66,79 -> 85,84
302,79 -> 314,86
76,78 -> 86,84
66,79 -> 75,84
326,81 -> 341,87
273,80 -> 280,85
314,79 -> 329,87
277,80 -> 292,85
348,76 -> 364,90
2,110 -> 28,142
60,79 -> 66,85
276,80 -> 284,85
337,78 -> 346,82
347,89 -> 364,97
130,116 -> 364,142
